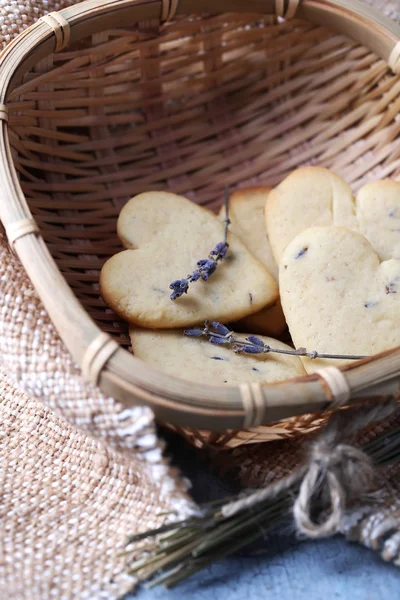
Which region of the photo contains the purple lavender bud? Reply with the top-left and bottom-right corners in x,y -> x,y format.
247,335 -> 264,347
170,278 -> 188,291
209,336 -> 229,345
242,345 -> 264,354
184,328 -> 205,337
197,259 -> 210,268
309,350 -> 318,359
198,259 -> 217,281
210,241 -> 228,259
170,290 -> 183,300
201,259 -> 216,270
201,271 -> 211,282
191,270 -> 201,282
169,278 -> 189,300
296,347 -> 307,356
295,246 -> 309,259
211,322 -> 231,336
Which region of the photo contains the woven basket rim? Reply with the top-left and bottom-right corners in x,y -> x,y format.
0,0 -> 399,432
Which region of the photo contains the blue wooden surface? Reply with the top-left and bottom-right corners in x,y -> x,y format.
126,431 -> 399,599
131,535 -> 399,600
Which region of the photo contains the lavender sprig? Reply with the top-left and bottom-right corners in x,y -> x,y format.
169,189 -> 230,300
184,322 -> 368,361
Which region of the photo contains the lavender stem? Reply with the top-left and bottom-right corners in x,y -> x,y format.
184,323 -> 368,361
169,190 -> 230,300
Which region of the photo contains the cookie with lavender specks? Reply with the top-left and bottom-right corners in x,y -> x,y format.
356,180 -> 400,261
266,168 -> 400,264
130,327 -> 306,384
218,187 -> 286,336
101,191 -> 278,328
280,226 -> 400,373
266,167 -> 357,263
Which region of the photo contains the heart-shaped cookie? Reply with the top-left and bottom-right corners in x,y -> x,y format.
130,327 -> 305,384
266,167 -> 400,264
280,226 -> 400,373
266,167 -> 357,263
219,187 -> 286,336
101,192 -> 278,328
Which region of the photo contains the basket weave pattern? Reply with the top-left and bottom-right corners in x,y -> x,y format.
6,7 -> 400,446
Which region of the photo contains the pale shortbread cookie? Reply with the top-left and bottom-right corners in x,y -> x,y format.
280,226 -> 400,373
117,190 -> 189,249
266,168 -> 400,264
130,327 -> 306,384
266,167 -> 357,263
219,187 -> 286,336
219,187 -> 278,280
356,180 -> 400,261
101,192 -> 278,328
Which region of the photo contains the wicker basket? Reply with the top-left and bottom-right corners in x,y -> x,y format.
0,0 -> 400,449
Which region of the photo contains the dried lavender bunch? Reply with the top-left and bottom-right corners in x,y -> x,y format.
184,321 -> 368,361
169,189 -> 230,300
125,415 -> 400,589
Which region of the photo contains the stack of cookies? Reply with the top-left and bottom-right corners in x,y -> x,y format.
100,167 -> 400,385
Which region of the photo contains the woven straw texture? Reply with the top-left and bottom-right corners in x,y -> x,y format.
5,0 -> 400,445
1,1 -> 400,598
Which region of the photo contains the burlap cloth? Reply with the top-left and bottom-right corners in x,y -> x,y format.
1,1 -> 400,599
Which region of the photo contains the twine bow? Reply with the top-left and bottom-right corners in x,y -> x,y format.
293,438 -> 374,538
222,399 -> 398,537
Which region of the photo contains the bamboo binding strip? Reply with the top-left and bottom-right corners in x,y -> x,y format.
40,11 -> 71,52
0,104 -> 8,123
161,0 -> 179,22
317,368 -> 351,410
6,218 -> 39,255
82,332 -> 119,386
276,0 -> 300,20
240,383 -> 266,429
0,0 -> 400,444
389,41 -> 400,73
